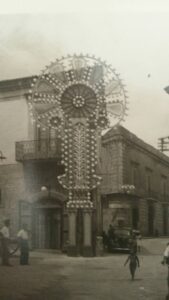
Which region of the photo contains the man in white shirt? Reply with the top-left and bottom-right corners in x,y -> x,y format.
0,219 -> 11,266
162,243 -> 169,265
162,243 -> 169,299
17,224 -> 29,265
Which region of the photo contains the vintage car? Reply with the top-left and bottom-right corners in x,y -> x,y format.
105,227 -> 140,253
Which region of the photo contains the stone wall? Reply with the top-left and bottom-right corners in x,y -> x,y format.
100,139 -> 125,194
0,93 -> 29,164
154,202 -> 164,236
0,163 -> 25,235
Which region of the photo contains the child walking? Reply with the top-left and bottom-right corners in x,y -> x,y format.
124,250 -> 140,280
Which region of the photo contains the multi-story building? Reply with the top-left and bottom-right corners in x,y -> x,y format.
101,126 -> 169,236
0,76 -> 68,250
0,76 -> 169,254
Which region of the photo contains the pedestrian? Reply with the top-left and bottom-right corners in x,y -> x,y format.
107,224 -> 115,251
0,219 -> 12,266
162,242 -> 169,265
17,224 -> 29,265
124,250 -> 140,280
102,231 -> 108,250
161,243 -> 169,300
108,224 -> 115,240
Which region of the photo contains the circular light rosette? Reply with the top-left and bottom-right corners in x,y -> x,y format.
97,115 -> 109,129
28,54 -> 128,130
61,83 -> 97,118
49,116 -> 62,128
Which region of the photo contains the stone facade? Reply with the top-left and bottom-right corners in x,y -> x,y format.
100,126 -> 169,236
0,163 -> 25,233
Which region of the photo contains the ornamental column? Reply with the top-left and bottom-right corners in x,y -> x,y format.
83,209 -> 93,256
67,209 -> 77,256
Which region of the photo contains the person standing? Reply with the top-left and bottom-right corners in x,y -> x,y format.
124,250 -> 140,280
161,242 -> 169,300
162,242 -> 169,265
17,224 -> 29,265
0,219 -> 12,266
107,224 -> 115,251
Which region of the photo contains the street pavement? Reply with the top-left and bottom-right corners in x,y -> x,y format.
0,238 -> 169,300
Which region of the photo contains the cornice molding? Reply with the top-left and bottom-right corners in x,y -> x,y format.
0,76 -> 33,93
102,127 -> 169,167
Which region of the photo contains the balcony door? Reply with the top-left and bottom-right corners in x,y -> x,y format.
35,126 -> 58,158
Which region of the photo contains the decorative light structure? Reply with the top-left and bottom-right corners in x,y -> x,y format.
121,184 -> 135,194
28,54 -> 128,255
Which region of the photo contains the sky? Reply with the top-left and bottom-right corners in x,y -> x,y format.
0,0 -> 169,150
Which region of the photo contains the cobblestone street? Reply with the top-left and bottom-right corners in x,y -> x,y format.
0,238 -> 168,300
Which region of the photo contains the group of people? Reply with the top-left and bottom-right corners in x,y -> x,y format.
0,219 -> 29,266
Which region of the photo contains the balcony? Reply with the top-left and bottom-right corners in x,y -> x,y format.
16,139 -> 62,162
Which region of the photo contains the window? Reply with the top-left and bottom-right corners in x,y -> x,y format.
36,126 -> 42,151
161,175 -> 167,200
131,162 -> 139,187
37,126 -> 41,140
49,128 -> 57,150
36,125 -> 47,151
145,168 -> 153,196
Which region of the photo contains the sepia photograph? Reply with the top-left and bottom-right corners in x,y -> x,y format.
0,0 -> 169,299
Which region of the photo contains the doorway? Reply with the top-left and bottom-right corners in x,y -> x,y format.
163,205 -> 168,235
132,207 -> 139,229
34,208 -> 62,249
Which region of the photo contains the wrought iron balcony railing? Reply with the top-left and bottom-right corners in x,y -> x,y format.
16,139 -> 62,162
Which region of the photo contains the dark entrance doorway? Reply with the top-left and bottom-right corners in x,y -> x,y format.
34,208 -> 62,249
75,209 -> 96,256
163,205 -> 168,235
46,209 -> 62,249
132,207 -> 139,229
